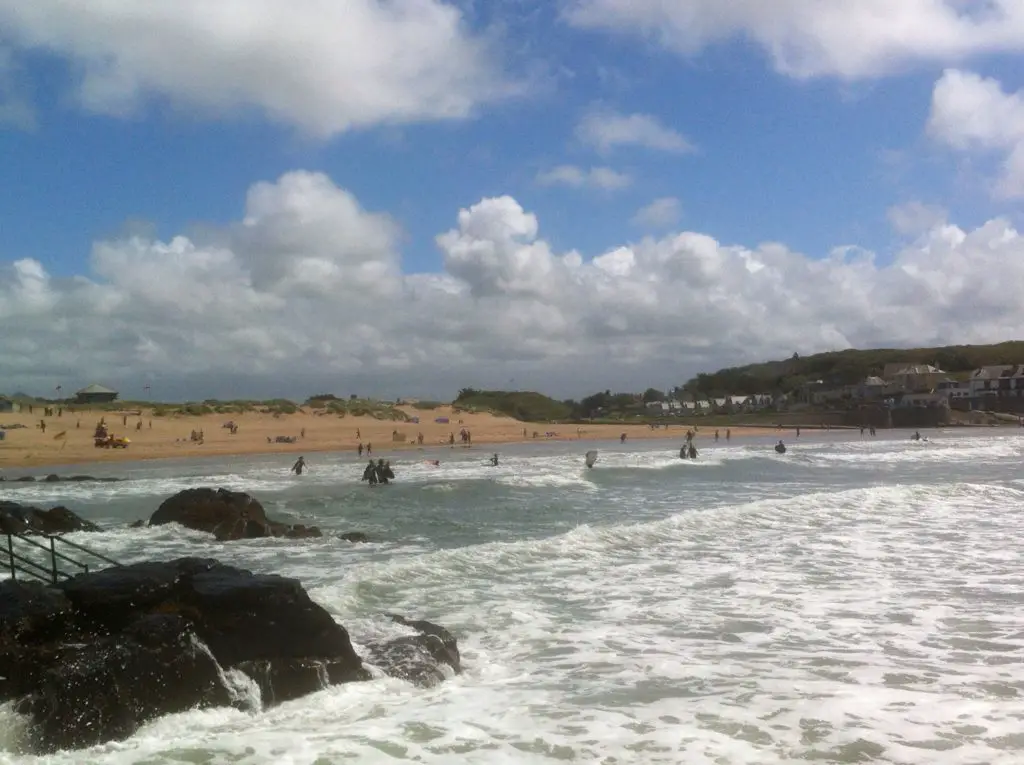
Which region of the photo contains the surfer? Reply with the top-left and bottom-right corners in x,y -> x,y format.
489,453 -> 499,466
291,456 -> 307,475
774,440 -> 786,454
585,450 -> 598,469
689,444 -> 698,459
362,459 -> 378,486
680,446 -> 688,460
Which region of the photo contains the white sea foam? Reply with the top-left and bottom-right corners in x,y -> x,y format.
3,431 -> 1024,763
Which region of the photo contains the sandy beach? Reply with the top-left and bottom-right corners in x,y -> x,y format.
0,405 -> 776,470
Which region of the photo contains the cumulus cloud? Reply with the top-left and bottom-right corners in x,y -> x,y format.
536,164 -> 632,190
632,197 -> 682,229
887,201 -> 948,237
576,107 -> 694,154
564,0 -> 1024,80
0,0 -> 512,135
3,170 -> 1024,400
928,69 -> 1024,198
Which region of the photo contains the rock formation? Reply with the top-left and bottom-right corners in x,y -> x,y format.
0,558 -> 372,753
0,500 -> 100,535
0,475 -> 121,483
364,614 -> 463,688
149,487 -> 322,540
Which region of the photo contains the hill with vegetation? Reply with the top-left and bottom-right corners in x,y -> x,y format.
684,342 -> 1024,396
453,388 -> 574,422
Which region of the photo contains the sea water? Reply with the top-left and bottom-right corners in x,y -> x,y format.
1,429 -> 1023,764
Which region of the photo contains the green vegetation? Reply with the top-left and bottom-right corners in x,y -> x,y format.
684,342 -> 1024,397
454,388 -> 574,422
411,400 -> 444,410
317,397 -> 410,421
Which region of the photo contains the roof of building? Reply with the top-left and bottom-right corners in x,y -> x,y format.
76,383 -> 118,395
971,365 -> 1024,379
863,376 -> 886,385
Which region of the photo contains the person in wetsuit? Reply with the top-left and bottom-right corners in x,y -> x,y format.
362,459 -> 378,486
291,456 -> 307,475
489,453 -> 499,466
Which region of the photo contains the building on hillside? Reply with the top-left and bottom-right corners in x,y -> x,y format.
74,384 -> 119,405
937,379 -> 972,401
0,396 -> 20,413
969,365 -> 1024,398
882,363 -> 947,392
898,392 -> 949,409
858,376 -> 888,399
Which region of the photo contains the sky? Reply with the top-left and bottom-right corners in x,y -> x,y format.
2,1 -> 1024,402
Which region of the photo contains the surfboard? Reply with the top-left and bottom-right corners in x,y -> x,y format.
585,450 -> 598,468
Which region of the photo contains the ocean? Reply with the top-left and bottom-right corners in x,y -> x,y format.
2,428 -> 1023,764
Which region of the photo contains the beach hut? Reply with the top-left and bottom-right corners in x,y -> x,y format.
74,383 -> 119,405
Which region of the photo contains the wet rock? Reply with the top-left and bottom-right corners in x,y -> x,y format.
129,520 -> 145,528
0,557 -> 370,753
387,614 -> 461,674
24,615 -> 228,754
149,488 -> 322,541
340,531 -> 369,543
0,501 -> 101,535
15,476 -> 35,482
365,615 -> 462,688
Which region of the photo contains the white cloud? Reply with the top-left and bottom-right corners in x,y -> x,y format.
576,107 -> 694,154
632,197 -> 682,229
0,0 -> 513,136
536,164 -> 632,190
564,0 -> 1024,80
928,69 -> 1024,198
887,201 -> 948,237
4,171 -> 1024,399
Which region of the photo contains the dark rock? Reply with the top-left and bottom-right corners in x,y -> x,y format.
150,488 -> 321,541
340,531 -> 369,543
25,615 -> 229,753
366,615 -> 462,688
0,500 -> 101,535
44,474 -> 60,483
1,557 -> 370,753
129,519 -> 145,528
387,614 -> 461,673
232,657 -> 369,705
15,476 -> 35,482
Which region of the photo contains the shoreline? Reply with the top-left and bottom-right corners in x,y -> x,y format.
0,405 -> 776,471
2,405 -> 1011,472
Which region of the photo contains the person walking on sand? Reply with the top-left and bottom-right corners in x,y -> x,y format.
291,456 -> 307,475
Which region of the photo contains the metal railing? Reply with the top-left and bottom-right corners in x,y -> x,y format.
5,532 -> 122,584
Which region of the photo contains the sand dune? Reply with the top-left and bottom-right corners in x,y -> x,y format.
0,404 -> 770,470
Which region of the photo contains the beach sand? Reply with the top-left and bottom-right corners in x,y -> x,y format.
0,405 -> 778,470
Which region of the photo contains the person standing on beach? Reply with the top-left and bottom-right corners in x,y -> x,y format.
291,456 -> 307,475
358,442 -> 364,457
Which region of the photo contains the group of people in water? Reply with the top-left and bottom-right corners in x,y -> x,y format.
291,454 -> 398,486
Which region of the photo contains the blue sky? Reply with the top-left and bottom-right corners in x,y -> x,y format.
2,1 -> 1024,399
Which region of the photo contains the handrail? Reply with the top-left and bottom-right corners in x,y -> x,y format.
52,534 -> 122,567
7,549 -> 62,582
4,531 -> 121,584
